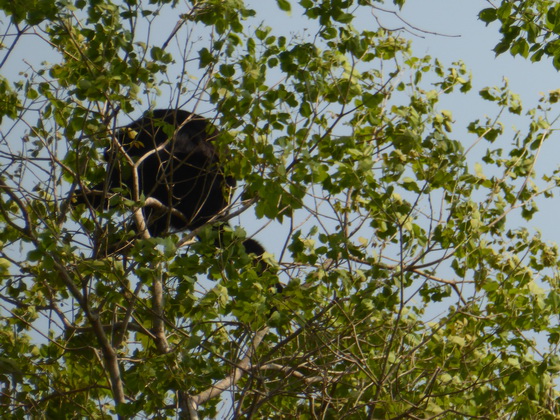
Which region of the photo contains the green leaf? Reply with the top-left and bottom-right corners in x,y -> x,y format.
362,92 -> 382,108
276,0 -> 291,12
479,8 -> 497,24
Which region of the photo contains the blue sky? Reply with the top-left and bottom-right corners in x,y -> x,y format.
2,0 -> 559,247
400,0 -> 560,243
1,0 -> 558,394
240,0 -> 560,250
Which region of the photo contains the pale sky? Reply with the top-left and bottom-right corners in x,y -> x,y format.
2,0 -> 559,247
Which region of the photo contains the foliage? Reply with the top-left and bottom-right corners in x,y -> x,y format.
479,0 -> 560,69
0,0 -> 559,418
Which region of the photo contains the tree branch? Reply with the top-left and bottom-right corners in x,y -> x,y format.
50,257 -> 126,408
183,327 -> 270,417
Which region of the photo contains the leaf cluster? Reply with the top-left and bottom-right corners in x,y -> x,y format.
0,0 -> 560,418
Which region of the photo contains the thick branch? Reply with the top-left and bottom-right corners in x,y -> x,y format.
50,257 -> 126,407
151,268 -> 169,354
0,178 -> 32,237
185,327 -> 269,415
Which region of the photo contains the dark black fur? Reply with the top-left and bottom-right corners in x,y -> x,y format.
77,109 -> 265,257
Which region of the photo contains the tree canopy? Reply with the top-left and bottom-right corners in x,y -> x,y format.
1,0 -> 560,418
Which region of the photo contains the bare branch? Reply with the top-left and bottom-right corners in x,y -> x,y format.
186,327 -> 270,414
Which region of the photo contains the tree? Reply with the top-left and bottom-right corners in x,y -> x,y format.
0,0 -> 560,418
480,0 -> 560,68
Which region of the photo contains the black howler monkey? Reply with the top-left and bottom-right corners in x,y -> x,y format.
76,109 -> 266,257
